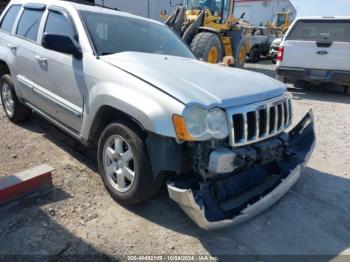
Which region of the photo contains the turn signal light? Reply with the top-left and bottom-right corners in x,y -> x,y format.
172,115 -> 193,141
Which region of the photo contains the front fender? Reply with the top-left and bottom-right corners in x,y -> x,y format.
81,81 -> 185,140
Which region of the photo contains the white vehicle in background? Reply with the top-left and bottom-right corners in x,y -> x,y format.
270,37 -> 282,59
276,17 -> 350,95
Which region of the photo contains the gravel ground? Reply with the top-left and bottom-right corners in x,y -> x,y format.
0,61 -> 349,261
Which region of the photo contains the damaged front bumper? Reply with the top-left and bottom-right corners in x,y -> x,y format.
168,111 -> 316,230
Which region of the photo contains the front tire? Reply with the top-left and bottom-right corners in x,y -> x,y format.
97,121 -> 163,205
191,32 -> 223,64
0,74 -> 31,123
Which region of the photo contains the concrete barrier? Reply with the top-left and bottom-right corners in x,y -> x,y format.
0,164 -> 55,206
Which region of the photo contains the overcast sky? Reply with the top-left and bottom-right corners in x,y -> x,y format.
291,0 -> 350,16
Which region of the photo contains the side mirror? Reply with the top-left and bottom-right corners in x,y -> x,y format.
42,33 -> 82,59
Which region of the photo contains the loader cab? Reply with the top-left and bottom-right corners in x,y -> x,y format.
274,13 -> 287,27
184,0 -> 233,24
273,12 -> 291,31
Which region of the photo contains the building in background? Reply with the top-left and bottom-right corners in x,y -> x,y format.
234,0 -> 296,25
95,0 -> 296,25
94,0 -> 179,21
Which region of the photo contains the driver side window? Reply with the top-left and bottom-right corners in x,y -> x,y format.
44,10 -> 77,41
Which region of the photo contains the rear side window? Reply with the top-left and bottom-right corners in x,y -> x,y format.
16,9 -> 44,41
287,20 -> 350,42
0,5 -> 21,33
44,11 -> 77,40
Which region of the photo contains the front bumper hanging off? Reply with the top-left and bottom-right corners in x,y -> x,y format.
168,111 -> 316,230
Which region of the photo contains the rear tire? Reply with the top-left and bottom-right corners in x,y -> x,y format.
0,74 -> 31,123
191,32 -> 223,64
249,47 -> 260,63
97,121 -> 163,205
344,85 -> 350,96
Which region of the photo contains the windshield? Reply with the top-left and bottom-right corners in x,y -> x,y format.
274,14 -> 286,27
80,11 -> 196,58
185,0 -> 221,13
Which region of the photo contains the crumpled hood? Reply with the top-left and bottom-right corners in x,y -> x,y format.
101,52 -> 286,108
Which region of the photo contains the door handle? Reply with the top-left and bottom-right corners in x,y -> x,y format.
7,43 -> 17,50
35,55 -> 48,63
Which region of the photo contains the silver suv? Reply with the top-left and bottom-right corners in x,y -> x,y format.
0,0 -> 315,230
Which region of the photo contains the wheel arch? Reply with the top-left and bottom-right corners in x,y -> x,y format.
89,106 -> 184,178
86,104 -> 145,147
82,82 -> 184,146
0,60 -> 10,79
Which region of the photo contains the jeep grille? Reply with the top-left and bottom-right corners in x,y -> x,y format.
227,95 -> 292,147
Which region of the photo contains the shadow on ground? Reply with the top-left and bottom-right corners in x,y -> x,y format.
19,114 -> 98,172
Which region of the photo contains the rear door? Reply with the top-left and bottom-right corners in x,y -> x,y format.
0,4 -> 22,85
12,4 -> 45,105
281,19 -> 350,71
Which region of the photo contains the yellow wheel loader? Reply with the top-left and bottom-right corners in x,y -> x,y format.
164,0 -> 249,67
267,12 -> 292,35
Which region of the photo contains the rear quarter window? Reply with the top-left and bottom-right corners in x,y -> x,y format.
286,19 -> 350,42
0,5 -> 21,33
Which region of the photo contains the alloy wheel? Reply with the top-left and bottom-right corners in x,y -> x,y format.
103,135 -> 136,192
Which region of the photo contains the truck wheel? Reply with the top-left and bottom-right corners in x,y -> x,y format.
233,39 -> 247,68
344,85 -> 350,96
191,32 -> 223,64
0,74 -> 31,123
250,47 -> 260,63
97,121 -> 163,205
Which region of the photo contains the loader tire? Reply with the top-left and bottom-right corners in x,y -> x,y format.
191,32 -> 223,64
233,38 -> 247,68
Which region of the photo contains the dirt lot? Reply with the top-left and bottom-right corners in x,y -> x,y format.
0,61 -> 350,261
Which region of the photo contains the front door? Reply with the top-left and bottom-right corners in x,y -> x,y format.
34,8 -> 84,133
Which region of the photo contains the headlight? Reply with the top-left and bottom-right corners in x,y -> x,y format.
206,108 -> 229,139
173,106 -> 229,141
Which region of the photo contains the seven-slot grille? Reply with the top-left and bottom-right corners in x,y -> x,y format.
228,95 -> 292,147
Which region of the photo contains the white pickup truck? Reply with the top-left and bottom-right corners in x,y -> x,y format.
276,17 -> 350,94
